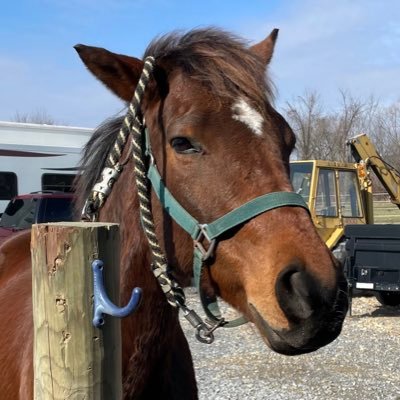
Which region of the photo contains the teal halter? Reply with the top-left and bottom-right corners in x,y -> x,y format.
83,56 -> 309,343
144,129 -> 309,329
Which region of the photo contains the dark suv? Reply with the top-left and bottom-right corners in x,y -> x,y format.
0,192 -> 74,246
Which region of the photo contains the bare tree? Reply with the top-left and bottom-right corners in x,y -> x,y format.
285,91 -> 323,159
372,103 -> 400,170
284,89 -> 385,162
325,90 -> 365,161
12,109 -> 57,125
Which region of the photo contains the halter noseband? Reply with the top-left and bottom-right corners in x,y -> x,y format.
82,57 -> 309,343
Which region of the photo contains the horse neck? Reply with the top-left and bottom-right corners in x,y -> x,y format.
81,154 -> 197,397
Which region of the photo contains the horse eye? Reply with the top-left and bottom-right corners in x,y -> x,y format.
170,137 -> 200,154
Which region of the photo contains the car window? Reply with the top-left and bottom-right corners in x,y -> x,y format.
0,198 -> 38,229
39,198 -> 74,223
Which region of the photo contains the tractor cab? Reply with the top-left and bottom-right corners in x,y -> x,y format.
290,160 -> 366,249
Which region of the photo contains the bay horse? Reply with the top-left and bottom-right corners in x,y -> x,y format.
0,28 -> 347,399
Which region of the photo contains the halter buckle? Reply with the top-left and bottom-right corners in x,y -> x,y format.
194,224 -> 216,261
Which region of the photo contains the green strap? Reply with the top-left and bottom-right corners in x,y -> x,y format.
147,164 -> 200,238
194,249 -> 247,328
149,164 -> 234,324
148,163 -> 309,241
204,192 -> 309,239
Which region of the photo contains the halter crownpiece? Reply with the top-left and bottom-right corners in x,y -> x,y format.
82,56 -> 309,343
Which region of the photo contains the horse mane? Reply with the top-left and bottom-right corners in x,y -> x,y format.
75,116 -> 124,212
76,28 -> 273,211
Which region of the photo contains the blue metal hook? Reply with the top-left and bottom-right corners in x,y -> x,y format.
92,259 -> 142,328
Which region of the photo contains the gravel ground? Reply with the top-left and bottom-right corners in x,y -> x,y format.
180,289 -> 400,400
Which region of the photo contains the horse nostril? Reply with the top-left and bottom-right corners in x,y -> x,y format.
276,267 -> 316,321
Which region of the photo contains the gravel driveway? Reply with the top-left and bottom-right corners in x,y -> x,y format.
180,290 -> 400,400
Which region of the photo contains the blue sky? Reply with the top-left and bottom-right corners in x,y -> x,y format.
1,0 -> 400,127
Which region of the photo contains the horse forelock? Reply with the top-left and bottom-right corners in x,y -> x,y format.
144,28 -> 273,111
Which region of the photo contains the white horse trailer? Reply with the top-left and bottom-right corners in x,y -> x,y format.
0,121 -> 92,215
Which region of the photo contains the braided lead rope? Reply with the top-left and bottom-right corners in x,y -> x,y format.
128,57 -> 185,308
82,57 -> 154,219
83,56 -> 185,308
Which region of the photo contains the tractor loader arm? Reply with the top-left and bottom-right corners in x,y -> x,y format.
347,134 -> 400,209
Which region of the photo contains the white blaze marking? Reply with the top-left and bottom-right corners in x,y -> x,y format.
231,98 -> 264,136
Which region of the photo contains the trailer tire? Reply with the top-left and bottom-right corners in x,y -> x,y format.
375,291 -> 400,307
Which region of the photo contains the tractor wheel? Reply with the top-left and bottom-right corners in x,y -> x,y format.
376,291 -> 400,307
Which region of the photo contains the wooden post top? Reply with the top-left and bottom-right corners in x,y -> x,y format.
34,221 -> 119,228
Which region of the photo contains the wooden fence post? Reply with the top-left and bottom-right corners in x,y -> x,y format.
31,222 -> 122,400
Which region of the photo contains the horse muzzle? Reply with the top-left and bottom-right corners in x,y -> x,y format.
249,267 -> 348,355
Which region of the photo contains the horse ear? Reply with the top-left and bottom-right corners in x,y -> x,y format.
74,44 -> 144,101
250,28 -> 279,66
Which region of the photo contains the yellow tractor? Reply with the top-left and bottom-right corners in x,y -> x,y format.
290,134 -> 400,308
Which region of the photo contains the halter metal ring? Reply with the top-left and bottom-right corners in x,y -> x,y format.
194,224 -> 216,261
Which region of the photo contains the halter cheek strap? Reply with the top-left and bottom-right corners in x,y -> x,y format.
146,143 -> 309,328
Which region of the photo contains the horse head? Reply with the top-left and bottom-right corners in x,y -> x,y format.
75,28 -> 347,356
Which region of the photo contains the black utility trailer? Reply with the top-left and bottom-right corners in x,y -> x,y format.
344,224 -> 400,314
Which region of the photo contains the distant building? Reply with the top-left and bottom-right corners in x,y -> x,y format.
0,121 -> 92,214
